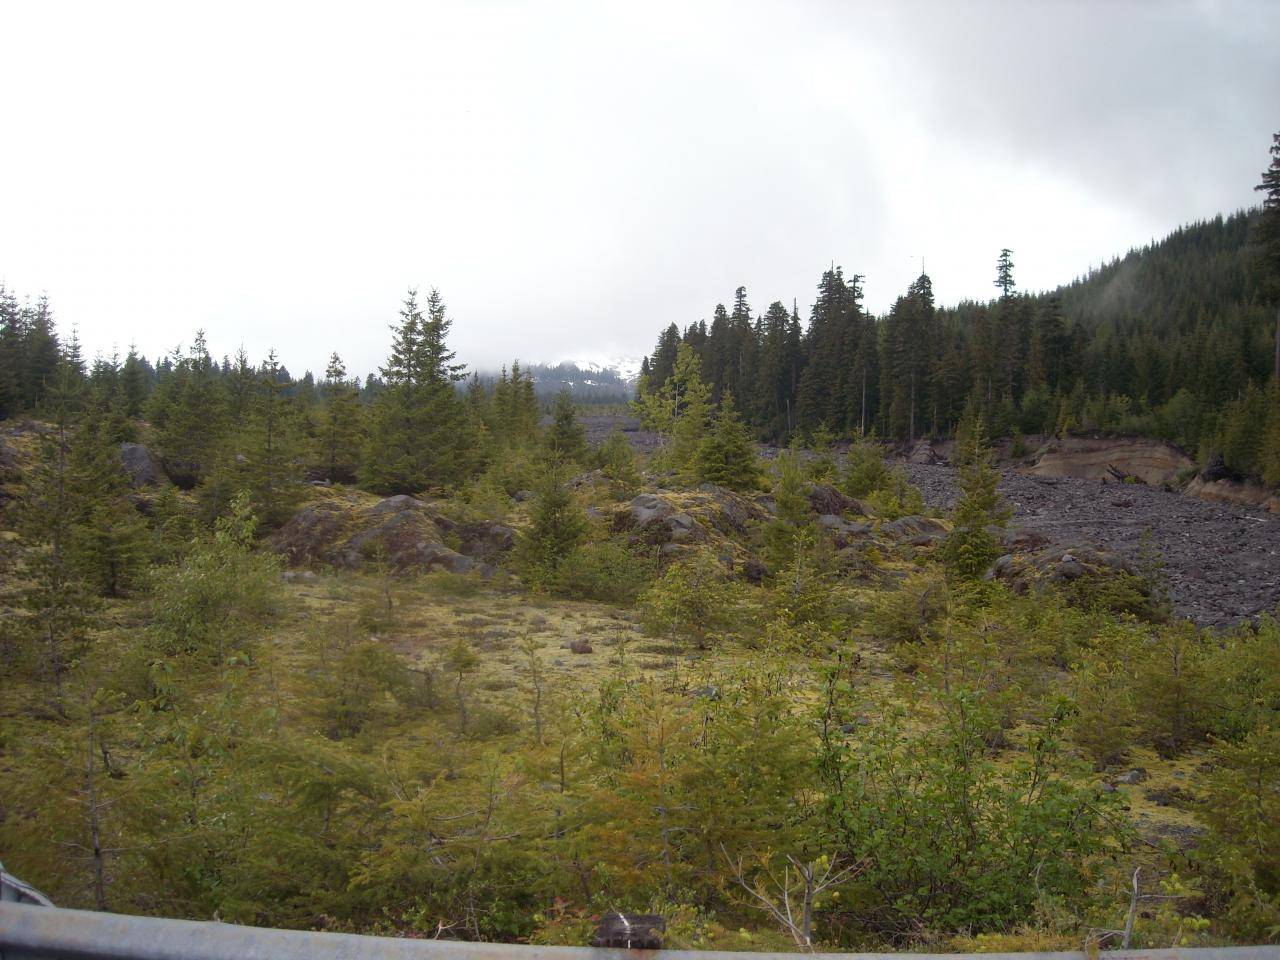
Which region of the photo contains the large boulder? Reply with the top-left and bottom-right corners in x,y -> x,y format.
816,514 -> 872,548
881,515 -> 948,545
987,543 -> 1137,594
907,439 -> 946,465
628,493 -> 673,526
118,443 -> 166,489
806,483 -> 867,518
614,487 -> 767,549
457,520 -> 518,561
270,495 -> 512,574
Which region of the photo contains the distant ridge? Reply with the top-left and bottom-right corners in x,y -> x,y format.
471,358 -> 641,402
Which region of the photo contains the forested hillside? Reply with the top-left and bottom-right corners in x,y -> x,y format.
638,210 -> 1280,486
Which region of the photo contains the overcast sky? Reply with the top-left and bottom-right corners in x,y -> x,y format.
1,1 -> 1276,379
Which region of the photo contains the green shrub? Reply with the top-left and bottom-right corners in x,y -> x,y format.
866,571 -> 947,646
551,539 -> 657,604
840,432 -> 890,498
640,550 -> 744,649
148,495 -> 281,662
817,689 -> 1122,938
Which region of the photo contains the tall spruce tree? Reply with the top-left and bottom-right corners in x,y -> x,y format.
147,332 -> 226,487
65,408 -> 152,598
318,353 -> 364,482
361,289 -> 473,494
940,414 -> 1010,579
545,389 -> 587,464
16,359 -> 96,699
1255,131 -> 1280,381
696,390 -> 761,491
515,471 -> 588,587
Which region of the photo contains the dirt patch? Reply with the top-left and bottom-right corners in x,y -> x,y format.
1185,475 -> 1280,514
1021,436 -> 1193,486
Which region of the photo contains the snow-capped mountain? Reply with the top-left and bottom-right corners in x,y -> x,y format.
563,355 -> 645,384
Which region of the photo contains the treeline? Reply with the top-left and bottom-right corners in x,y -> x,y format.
0,288 -> 600,527
474,360 -> 635,404
640,216 -> 1279,483
639,135 -> 1280,485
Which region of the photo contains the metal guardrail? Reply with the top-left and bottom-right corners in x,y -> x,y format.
0,866 -> 52,908
2,902 -> 1279,960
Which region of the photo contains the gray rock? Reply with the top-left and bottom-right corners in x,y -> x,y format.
368,494 -> 426,515
1115,768 -> 1148,785
668,512 -> 700,542
119,442 -> 166,488
882,515 -> 948,543
630,493 -> 674,526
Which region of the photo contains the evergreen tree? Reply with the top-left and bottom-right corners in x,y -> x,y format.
318,353 -> 364,483
696,390 -> 761,491
1255,130 -> 1280,381
636,342 -> 711,474
544,389 -> 587,464
763,442 -> 812,571
939,415 -> 1010,579
15,359 -> 96,699
117,348 -> 147,419
148,332 -> 226,487
995,248 -> 1015,299
515,472 -> 588,587
22,295 -> 60,410
361,289 -> 473,494
0,284 -> 24,418
881,273 -> 936,441
65,409 -> 152,598
598,425 -> 640,493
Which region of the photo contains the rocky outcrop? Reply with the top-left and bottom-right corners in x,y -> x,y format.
270,495 -> 512,574
986,544 -> 1137,593
1022,436 -> 1193,486
614,486 -> 767,548
118,443 -> 167,489
881,515 -> 948,545
1184,476 -> 1280,514
907,439 -> 946,465
816,514 -> 872,548
806,483 -> 867,518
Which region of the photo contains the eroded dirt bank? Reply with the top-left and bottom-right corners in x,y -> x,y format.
903,463 -> 1280,627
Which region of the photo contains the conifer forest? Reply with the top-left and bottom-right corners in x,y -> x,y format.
2,30 -> 1280,955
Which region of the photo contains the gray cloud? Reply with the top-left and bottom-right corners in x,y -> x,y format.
1,0 -> 1275,379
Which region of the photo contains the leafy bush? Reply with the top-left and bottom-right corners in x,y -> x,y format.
866,572 -> 947,646
863,466 -> 925,519
817,690 -> 1122,939
1194,724 -> 1280,941
312,632 -> 434,738
147,495 -> 281,662
640,550 -> 744,648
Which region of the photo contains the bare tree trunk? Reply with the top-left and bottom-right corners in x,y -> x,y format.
86,717 -> 109,911
1121,867 -> 1140,949
860,366 -> 867,435
1274,308 -> 1279,381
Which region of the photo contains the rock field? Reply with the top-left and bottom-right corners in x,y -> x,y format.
578,416 -> 1280,627
904,463 -> 1279,627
